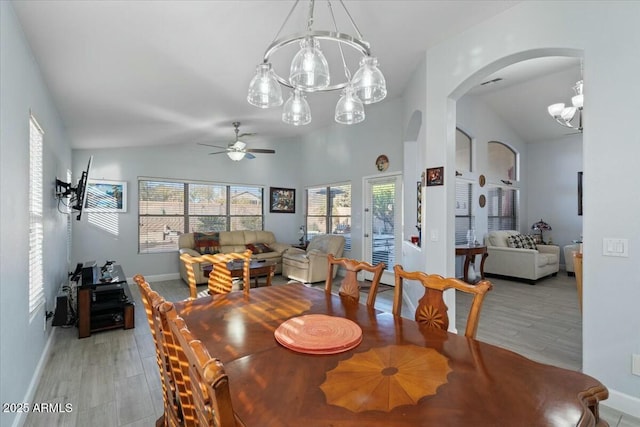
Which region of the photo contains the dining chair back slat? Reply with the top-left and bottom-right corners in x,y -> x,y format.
160,301 -> 244,427
179,253 -> 211,300
325,254 -> 386,307
392,265 -> 492,339
205,250 -> 252,296
134,274 -> 196,426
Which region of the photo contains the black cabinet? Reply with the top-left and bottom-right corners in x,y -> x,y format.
77,265 -> 134,338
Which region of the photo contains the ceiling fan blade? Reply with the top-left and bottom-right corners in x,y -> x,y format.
245,153 -> 256,160
198,142 -> 228,149
238,132 -> 256,138
246,148 -> 275,154
208,151 -> 228,155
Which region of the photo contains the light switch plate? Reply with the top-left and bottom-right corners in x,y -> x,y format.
602,238 -> 629,257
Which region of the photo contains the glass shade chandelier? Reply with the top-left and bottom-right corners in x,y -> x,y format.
247,0 -> 386,126
547,80 -> 583,132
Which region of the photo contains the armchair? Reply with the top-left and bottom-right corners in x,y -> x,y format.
282,235 -> 345,283
484,230 -> 559,284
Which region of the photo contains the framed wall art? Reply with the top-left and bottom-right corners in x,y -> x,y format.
84,179 -> 127,213
270,187 -> 296,213
578,171 -> 583,216
426,167 -> 444,186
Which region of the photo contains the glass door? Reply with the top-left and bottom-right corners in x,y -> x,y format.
364,174 -> 402,285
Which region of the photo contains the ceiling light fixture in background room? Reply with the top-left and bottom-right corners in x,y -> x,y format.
247,0 -> 386,126
547,80 -> 583,132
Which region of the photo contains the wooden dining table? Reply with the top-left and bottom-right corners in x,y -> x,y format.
174,283 -> 608,427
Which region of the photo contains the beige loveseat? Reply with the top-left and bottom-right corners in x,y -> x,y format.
484,230 -> 559,284
178,231 -> 291,285
282,234 -> 345,283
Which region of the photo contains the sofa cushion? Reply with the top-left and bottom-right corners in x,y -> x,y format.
486,230 -> 519,247
193,232 -> 221,255
506,234 -> 538,250
538,253 -> 559,267
246,243 -> 273,254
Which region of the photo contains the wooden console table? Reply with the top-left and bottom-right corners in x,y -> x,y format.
455,245 -> 488,283
77,264 -> 135,338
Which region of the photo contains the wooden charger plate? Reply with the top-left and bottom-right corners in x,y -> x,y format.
275,314 -> 363,355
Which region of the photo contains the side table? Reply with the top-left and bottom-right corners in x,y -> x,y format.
455,245 -> 488,284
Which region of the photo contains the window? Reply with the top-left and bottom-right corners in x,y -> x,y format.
487,141 -> 519,232
487,186 -> 519,232
455,181 -> 473,245
138,179 -> 264,253
29,115 -> 45,315
306,183 -> 351,251
488,141 -> 517,182
455,128 -> 472,174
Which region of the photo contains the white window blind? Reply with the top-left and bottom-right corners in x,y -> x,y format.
29,115 -> 45,315
487,186 -> 519,232
138,179 -> 264,253
455,180 -> 473,245
306,184 -> 351,251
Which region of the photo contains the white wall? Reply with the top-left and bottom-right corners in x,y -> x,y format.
1,3 -> 73,426
527,134 -> 583,266
294,97 -> 405,259
71,138 -> 302,280
411,0 -> 640,416
69,97 -> 404,280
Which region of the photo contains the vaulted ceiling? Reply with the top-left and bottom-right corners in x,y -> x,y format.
13,1 -> 581,150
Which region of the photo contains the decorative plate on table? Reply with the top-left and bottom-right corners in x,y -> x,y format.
275,314 -> 363,355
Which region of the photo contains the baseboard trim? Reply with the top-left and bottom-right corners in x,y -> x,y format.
602,388 -> 640,419
126,272 -> 181,283
11,327 -> 57,427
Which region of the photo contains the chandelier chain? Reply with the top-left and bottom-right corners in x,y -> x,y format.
328,1 -> 351,81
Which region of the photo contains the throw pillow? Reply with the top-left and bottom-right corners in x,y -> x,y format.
193,232 -> 221,255
506,234 -> 538,250
246,243 -> 273,254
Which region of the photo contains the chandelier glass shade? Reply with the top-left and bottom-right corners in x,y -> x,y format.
282,88 -> 312,126
247,0 -> 386,125
247,63 -> 283,108
547,80 -> 583,132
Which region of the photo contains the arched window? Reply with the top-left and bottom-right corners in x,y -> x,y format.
487,141 -> 517,182
456,128 -> 472,174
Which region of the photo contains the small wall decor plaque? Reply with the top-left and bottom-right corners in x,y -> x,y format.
426,167 -> 444,186
375,155 -> 389,172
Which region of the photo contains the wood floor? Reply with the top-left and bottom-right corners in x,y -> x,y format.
24,273 -> 639,427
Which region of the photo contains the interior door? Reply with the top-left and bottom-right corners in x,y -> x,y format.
363,174 -> 402,285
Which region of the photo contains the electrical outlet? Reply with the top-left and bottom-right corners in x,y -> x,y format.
632,354 -> 640,376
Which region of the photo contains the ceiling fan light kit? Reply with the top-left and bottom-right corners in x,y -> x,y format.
247,0 -> 387,126
199,122 -> 275,161
547,80 -> 583,132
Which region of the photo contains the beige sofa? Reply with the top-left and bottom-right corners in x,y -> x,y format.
484,230 -> 559,284
282,235 -> 345,283
178,231 -> 291,285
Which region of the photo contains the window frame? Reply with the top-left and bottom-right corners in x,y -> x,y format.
304,182 -> 352,251
29,114 -> 45,317
138,178 -> 265,254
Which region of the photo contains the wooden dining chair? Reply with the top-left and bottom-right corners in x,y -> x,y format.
160,301 -> 244,427
133,274 -> 196,427
325,254 -> 386,307
392,265 -> 492,339
204,250 -> 252,296
179,252 -> 211,300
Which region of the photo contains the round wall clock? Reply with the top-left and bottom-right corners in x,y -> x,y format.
375,155 -> 389,171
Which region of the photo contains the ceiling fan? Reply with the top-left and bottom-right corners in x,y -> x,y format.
198,122 -> 275,161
